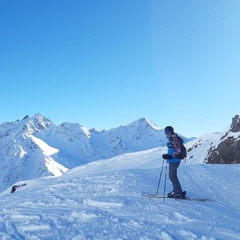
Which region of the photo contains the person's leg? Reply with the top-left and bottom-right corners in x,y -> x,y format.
168,162 -> 182,194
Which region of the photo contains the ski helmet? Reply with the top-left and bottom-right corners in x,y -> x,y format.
165,126 -> 174,134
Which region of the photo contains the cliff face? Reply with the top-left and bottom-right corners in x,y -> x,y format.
230,115 -> 240,133
206,115 -> 240,164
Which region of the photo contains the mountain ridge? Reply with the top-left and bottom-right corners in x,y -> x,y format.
1,112 -> 239,191
0,114 -> 180,191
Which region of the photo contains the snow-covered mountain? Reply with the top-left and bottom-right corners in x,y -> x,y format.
1,112 -> 239,192
0,114 -> 67,192
0,113 -> 189,191
0,147 -> 239,239
35,117 -> 170,168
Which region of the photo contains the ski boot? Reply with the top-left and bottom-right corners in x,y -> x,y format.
167,191 -> 175,198
174,191 -> 186,199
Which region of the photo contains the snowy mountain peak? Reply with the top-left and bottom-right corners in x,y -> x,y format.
126,117 -> 160,131
25,114 -> 52,134
14,113 -> 52,136
140,117 -> 160,130
21,115 -> 29,121
0,114 -> 65,191
0,113 -> 51,138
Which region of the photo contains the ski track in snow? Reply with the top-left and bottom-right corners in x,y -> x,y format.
0,148 -> 239,239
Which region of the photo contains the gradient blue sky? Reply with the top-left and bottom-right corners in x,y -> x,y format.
1,0 -> 240,138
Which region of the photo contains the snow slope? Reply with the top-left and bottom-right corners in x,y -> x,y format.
0,147 -> 239,240
185,132 -> 220,164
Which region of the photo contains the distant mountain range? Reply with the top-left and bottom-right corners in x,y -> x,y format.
0,113 -> 239,191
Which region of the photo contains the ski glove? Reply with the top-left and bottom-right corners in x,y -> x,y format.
162,154 -> 173,160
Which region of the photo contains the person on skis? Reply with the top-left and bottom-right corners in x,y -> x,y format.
162,126 -> 186,199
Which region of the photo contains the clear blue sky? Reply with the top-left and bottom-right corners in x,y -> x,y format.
1,0 -> 240,138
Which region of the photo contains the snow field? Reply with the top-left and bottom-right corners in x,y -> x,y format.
0,148 -> 239,239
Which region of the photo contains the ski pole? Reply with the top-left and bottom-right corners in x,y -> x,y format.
163,160 -> 168,202
156,158 -> 165,194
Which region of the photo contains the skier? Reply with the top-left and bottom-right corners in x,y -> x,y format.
162,126 -> 186,199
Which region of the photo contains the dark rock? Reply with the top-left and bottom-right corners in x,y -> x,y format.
206,115 -> 240,164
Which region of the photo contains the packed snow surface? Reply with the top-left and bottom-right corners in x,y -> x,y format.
0,147 -> 239,240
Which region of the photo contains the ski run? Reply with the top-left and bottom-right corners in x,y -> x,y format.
0,146 -> 240,240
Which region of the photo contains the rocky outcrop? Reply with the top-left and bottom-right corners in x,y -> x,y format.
230,115 -> 240,132
206,115 -> 240,164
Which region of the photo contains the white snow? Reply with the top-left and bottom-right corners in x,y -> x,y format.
30,135 -> 59,156
0,147 -> 239,240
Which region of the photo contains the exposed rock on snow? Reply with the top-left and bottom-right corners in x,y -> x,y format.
206,115 -> 240,164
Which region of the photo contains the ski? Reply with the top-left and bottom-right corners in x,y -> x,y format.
142,192 -> 210,202
142,191 -> 165,198
182,197 -> 210,202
